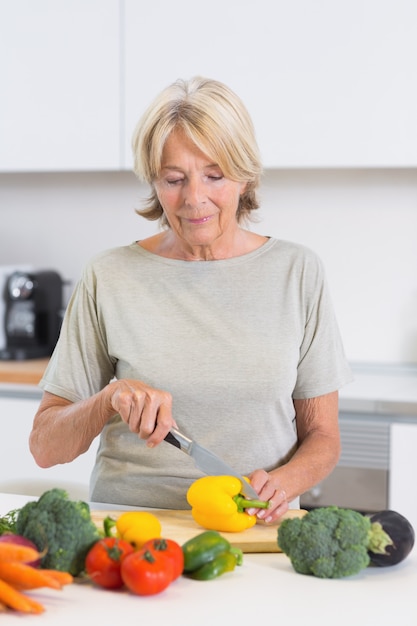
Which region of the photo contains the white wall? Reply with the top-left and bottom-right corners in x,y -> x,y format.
1,168 -> 416,365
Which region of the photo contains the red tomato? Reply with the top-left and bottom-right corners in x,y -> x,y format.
142,537 -> 184,580
85,537 -> 134,589
121,548 -> 173,595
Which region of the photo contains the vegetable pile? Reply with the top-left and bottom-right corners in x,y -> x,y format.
0,535 -> 73,614
277,505 -> 415,578
86,532 -> 184,596
85,515 -> 241,595
1,483 -> 414,612
0,488 -> 246,611
84,510 -> 184,595
0,488 -> 100,614
12,488 -> 101,576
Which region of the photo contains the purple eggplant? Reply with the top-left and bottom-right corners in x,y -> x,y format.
367,510 -> 415,567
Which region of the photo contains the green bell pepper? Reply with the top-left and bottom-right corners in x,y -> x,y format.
182,530 -> 243,581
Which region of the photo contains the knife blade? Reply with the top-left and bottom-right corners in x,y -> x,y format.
164,428 -> 260,500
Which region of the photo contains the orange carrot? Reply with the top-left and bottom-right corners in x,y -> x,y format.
0,561 -> 62,590
0,578 -> 45,613
40,569 -> 74,586
0,542 -> 41,563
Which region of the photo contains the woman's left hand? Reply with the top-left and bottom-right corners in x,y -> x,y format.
245,469 -> 288,523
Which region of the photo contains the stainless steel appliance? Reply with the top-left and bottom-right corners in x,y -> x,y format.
0,270 -> 63,360
300,413 -> 390,513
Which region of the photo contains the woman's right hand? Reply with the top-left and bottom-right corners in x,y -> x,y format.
105,379 -> 175,447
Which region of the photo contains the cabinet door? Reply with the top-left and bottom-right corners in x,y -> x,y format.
0,0 -> 120,172
123,0 -> 417,169
0,396 -> 98,500
389,423 -> 417,533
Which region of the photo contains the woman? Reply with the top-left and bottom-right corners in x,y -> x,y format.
30,76 -> 353,523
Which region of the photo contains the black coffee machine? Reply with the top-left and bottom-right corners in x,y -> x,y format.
0,270 -> 63,360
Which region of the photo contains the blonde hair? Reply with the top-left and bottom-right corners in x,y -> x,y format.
132,76 -> 263,226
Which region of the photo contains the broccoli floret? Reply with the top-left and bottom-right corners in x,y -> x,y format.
278,506 -> 372,578
0,508 -> 19,535
15,488 -> 100,576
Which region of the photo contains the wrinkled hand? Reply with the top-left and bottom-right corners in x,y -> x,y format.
107,379 -> 175,446
246,469 -> 289,523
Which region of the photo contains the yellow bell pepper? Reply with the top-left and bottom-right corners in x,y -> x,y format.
115,511 -> 162,548
186,475 -> 269,532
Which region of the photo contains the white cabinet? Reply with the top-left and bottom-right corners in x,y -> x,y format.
389,423 -> 417,533
0,394 -> 99,500
2,1 -> 416,172
123,0 -> 417,169
0,0 -> 120,172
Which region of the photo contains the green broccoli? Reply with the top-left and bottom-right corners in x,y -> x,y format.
15,488 -> 100,576
278,506 -> 392,579
0,508 -> 19,534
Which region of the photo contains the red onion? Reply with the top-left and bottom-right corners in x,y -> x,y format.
0,533 -> 41,567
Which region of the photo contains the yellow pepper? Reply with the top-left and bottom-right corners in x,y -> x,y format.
186,475 -> 269,533
115,511 -> 162,548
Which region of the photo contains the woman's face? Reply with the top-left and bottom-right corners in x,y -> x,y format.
153,129 -> 247,257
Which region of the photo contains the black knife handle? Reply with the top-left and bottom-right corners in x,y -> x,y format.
164,428 -> 193,452
164,430 -> 181,449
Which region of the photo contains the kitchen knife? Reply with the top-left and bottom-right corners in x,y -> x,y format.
164,428 -> 260,500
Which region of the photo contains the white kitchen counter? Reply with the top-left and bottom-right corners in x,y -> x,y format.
339,362 -> 417,417
2,360 -> 416,415
1,493 -> 416,626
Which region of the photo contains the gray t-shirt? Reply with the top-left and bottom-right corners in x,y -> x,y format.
40,237 -> 353,508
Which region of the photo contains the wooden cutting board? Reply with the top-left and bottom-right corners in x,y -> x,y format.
91,508 -> 307,553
